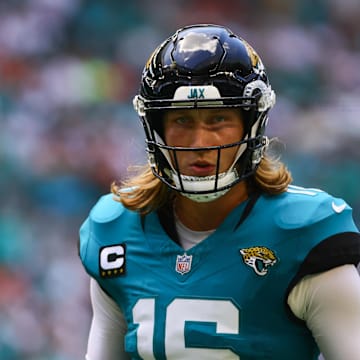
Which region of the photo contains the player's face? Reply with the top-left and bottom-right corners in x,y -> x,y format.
163,108 -> 244,177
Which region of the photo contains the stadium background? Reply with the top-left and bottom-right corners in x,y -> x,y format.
0,0 -> 359,359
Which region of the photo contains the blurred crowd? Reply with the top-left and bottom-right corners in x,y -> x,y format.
0,0 -> 359,359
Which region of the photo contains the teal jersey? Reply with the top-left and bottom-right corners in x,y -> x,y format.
79,185 -> 360,360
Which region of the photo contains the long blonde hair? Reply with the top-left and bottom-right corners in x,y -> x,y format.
111,142 -> 292,215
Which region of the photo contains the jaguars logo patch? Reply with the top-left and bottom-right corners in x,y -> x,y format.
240,246 -> 278,276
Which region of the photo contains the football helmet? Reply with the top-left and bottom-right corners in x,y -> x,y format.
133,24 -> 275,202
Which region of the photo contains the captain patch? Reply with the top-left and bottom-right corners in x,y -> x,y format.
99,244 -> 126,278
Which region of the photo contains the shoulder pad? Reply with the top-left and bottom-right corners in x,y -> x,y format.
274,185 -> 351,229
89,193 -> 125,224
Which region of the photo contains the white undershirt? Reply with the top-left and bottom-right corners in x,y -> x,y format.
85,219 -> 360,360
174,214 -> 215,250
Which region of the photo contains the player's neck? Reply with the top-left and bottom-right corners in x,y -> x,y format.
174,182 -> 248,231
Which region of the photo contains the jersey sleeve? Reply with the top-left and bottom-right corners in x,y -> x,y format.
279,187 -> 360,292
78,193 -> 126,279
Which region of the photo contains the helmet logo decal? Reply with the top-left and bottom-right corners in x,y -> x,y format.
242,40 -> 261,68
145,49 -> 156,70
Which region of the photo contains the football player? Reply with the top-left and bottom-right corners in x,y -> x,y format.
79,24 -> 360,359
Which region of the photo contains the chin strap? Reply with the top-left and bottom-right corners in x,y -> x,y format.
172,169 -> 238,203
179,188 -> 231,203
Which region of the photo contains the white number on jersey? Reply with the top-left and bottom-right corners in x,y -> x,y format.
133,298 -> 240,359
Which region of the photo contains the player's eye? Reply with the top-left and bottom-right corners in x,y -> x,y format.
175,116 -> 189,124
213,115 -> 226,122
207,115 -> 226,125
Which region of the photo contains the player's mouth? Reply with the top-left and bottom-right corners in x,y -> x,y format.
188,161 -> 216,176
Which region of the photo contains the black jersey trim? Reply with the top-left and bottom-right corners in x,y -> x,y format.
234,191 -> 261,230
157,202 -> 180,244
285,231 -> 360,322
290,231 -> 360,288
156,191 -> 261,242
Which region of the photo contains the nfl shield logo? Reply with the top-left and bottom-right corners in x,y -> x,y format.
175,253 -> 192,275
